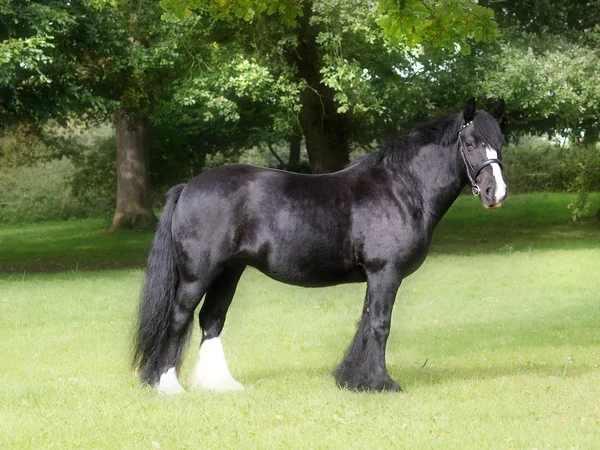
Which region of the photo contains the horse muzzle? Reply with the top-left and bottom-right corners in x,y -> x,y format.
483,202 -> 503,211
480,183 -> 507,210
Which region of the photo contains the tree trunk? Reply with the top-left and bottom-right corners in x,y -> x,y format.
292,0 -> 349,173
109,112 -> 156,231
288,135 -> 302,172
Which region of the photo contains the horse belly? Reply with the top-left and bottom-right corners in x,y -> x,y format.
234,223 -> 362,287
259,264 -> 366,287
265,246 -> 365,287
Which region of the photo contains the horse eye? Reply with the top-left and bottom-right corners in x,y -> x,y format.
466,139 -> 475,149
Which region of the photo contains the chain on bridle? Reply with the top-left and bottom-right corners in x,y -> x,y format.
457,121 -> 503,196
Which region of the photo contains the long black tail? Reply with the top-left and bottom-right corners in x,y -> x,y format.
132,183 -> 186,385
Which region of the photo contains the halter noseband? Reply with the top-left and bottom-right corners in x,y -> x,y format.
457,121 -> 503,196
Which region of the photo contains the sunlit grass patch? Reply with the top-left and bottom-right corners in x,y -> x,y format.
1,245 -> 599,448
1,192 -> 599,448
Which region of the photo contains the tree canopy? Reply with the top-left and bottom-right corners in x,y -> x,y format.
2,0 -> 599,225
475,0 -> 600,142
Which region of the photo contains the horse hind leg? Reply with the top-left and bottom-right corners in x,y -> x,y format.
188,265 -> 245,391
156,278 -> 207,395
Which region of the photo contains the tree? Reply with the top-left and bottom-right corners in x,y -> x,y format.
0,1 -> 125,126
2,0 -> 500,234
474,0 -> 600,220
474,30 -> 600,142
160,0 -> 499,172
0,1 -> 161,229
1,1 -> 182,229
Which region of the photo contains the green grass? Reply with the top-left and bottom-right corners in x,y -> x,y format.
431,192 -> 600,254
0,219 -> 153,272
1,193 -> 599,448
1,193 -> 598,273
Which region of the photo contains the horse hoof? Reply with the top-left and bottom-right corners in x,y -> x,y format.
379,379 -> 402,392
188,336 -> 244,392
156,368 -> 186,395
188,375 -> 244,392
336,376 -> 402,392
188,361 -> 244,391
157,384 -> 186,395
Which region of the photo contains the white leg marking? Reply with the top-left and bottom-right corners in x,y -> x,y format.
486,147 -> 507,202
157,367 -> 185,395
188,335 -> 244,391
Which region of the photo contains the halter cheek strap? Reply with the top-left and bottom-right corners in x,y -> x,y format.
458,121 -> 503,196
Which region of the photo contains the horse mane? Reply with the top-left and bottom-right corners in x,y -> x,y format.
348,112 -> 462,168
350,109 -> 502,168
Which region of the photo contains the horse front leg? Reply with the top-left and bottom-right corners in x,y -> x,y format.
334,267 -> 402,392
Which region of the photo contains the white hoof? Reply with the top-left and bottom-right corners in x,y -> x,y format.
157,368 -> 185,395
188,336 -> 244,392
188,368 -> 245,391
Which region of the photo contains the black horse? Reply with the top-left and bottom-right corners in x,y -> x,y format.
133,98 -> 507,394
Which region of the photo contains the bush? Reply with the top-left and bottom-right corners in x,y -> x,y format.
502,136 -> 600,193
0,125 -> 55,168
0,124 -> 117,224
70,136 -> 116,219
0,158 -> 83,223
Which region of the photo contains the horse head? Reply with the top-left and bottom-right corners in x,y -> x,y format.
459,98 -> 508,210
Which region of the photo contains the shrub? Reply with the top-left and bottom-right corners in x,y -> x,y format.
0,124 -> 54,168
0,158 -> 83,223
70,136 -> 116,219
0,124 -> 117,223
502,137 -> 600,193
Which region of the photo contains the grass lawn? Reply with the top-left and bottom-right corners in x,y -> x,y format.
0,219 -> 154,272
0,193 -> 599,448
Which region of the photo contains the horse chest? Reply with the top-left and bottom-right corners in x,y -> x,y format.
357,218 -> 432,276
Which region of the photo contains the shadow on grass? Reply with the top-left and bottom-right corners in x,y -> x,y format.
0,193 -> 598,273
0,219 -> 154,273
239,296 -> 599,391
393,361 -> 595,391
431,193 -> 600,255
235,360 -> 594,393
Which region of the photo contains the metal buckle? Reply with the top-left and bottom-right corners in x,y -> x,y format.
472,186 -> 480,196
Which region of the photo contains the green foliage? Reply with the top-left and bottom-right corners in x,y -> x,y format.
476,36 -> 600,138
0,158 -> 81,223
0,35 -> 55,84
487,0 -> 600,43
0,0 -> 126,125
159,0 -> 498,51
502,137 -> 600,195
568,168 -> 591,222
377,0 -> 498,52
568,160 -> 600,221
470,1 -> 600,140
156,0 -> 500,153
159,0 -> 303,23
69,136 -> 116,219
0,124 -> 116,223
0,125 -> 54,167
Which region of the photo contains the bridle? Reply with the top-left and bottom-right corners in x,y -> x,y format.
457,121 -> 503,196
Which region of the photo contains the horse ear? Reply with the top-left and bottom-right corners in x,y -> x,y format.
492,99 -> 506,123
463,97 -> 476,123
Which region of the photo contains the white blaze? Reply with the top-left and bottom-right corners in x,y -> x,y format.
486,146 -> 507,203
157,367 -> 185,395
188,335 -> 244,391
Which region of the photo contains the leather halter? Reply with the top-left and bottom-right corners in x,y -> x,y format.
457,121 -> 503,196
